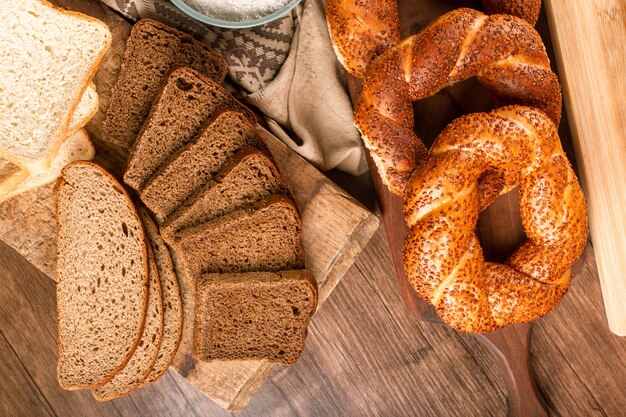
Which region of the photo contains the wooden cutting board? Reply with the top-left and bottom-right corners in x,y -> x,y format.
0,0 -> 380,412
544,0 -> 626,336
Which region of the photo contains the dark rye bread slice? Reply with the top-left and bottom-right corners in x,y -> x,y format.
140,110 -> 263,222
160,147 -> 287,243
124,67 -> 256,191
102,19 -> 227,151
193,270 -> 318,364
138,208 -> 183,385
175,195 -> 305,290
56,162 -> 148,389
93,245 -> 164,401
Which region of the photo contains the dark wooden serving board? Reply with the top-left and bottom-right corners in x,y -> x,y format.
345,1 -> 596,416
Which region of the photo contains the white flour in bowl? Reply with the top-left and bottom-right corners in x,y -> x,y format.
181,0 -> 292,21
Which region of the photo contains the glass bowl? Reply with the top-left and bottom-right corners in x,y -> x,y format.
170,0 -> 302,29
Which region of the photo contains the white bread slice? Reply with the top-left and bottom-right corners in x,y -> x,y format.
138,208 -> 183,385
92,244 -> 164,401
56,162 -> 149,389
0,84 -> 98,195
0,129 -> 95,204
0,0 -> 110,170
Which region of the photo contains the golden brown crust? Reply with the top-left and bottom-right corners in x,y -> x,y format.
402,106 -> 588,333
137,207 -> 184,386
326,0 -> 540,79
55,161 -> 149,389
326,0 -> 400,78
353,8 -> 561,195
482,0 -> 542,25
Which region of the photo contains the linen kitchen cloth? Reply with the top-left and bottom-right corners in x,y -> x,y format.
99,0 -> 367,174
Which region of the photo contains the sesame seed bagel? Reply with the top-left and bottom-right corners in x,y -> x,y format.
326,0 -> 542,80
325,0 -> 400,78
353,8 -> 562,195
402,106 -> 588,333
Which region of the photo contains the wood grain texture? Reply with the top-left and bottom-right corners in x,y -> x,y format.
3,227 -> 626,416
544,0 -> 626,336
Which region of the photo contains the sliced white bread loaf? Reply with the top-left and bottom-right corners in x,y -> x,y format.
0,0 -> 110,170
1,129 -> 95,203
56,162 -> 148,389
138,208 -> 183,385
93,244 -> 164,401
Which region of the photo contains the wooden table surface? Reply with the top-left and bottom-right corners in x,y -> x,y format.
2,1 -> 626,417
1,169 -> 626,417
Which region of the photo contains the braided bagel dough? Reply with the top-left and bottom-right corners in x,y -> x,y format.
354,8 -> 561,195
326,0 -> 400,78
326,0 -> 543,79
403,106 -> 588,333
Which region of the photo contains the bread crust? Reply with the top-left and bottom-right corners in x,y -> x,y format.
1,129 -> 95,204
92,244 -> 164,401
137,207 -> 183,386
160,146 -> 287,242
123,67 -> 256,191
101,18 -> 228,151
0,85 -> 98,199
482,0 -> 542,25
55,161 -> 149,390
192,270 -> 318,364
326,0 -> 541,78
67,83 -> 99,135
132,19 -> 227,82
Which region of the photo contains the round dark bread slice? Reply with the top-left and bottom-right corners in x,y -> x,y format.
138,208 -> 183,385
92,243 -> 164,401
56,161 -> 148,390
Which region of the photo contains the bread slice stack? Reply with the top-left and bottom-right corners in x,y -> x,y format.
102,19 -> 228,153
53,17 -> 317,401
57,162 -> 150,390
56,162 -> 182,400
115,62 -> 317,365
0,0 -> 111,203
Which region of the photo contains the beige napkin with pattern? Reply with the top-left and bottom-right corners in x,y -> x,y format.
246,0 -> 367,174
100,0 -> 366,174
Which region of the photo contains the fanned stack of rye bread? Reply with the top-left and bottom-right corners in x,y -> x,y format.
0,0 -> 111,203
55,18 -> 317,401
